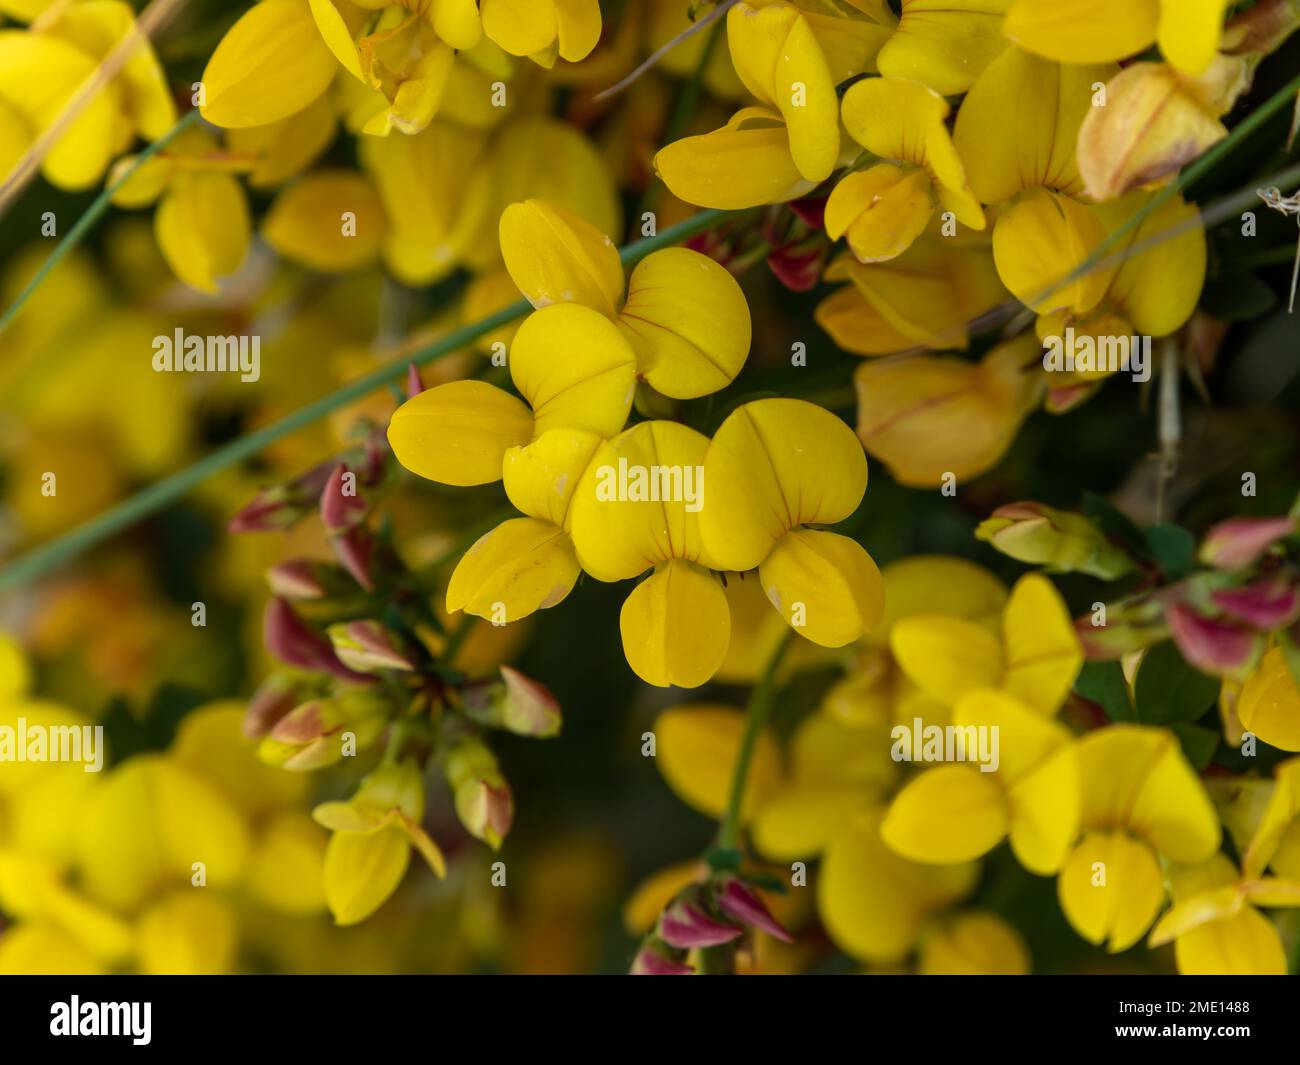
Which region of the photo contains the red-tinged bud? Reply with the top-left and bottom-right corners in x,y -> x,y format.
1200,516 -> 1296,570
228,461 -> 335,534
243,674 -> 300,738
266,560 -> 330,600
630,944 -> 694,976
263,598 -> 370,682
331,526 -> 376,592
787,195 -> 827,231
320,464 -> 367,534
658,895 -> 743,950
767,236 -> 830,292
1167,602 -> 1263,677
261,690 -> 391,769
454,776 -> 514,850
406,362 -> 425,398
459,666 -> 562,737
1212,580 -> 1300,630
327,620 -> 417,673
1075,614 -> 1158,660
716,878 -> 793,943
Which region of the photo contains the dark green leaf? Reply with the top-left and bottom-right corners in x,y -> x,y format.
1169,722 -> 1219,772
1133,641 -> 1221,725
1082,493 -> 1151,563
1200,274 -> 1278,322
1075,660 -> 1133,722
704,846 -> 742,873
1144,524 -> 1196,579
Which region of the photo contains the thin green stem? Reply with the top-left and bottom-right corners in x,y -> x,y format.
717,630 -> 795,851
0,108 -> 203,337
0,208 -> 734,595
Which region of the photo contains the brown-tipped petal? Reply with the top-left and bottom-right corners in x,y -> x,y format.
263,598 -> 370,682
630,943 -> 694,976
243,674 -> 300,738
1212,581 -> 1300,630
320,463 -> 367,534
1200,516 -> 1297,569
499,666 -> 562,737
717,878 -> 793,943
406,362 -> 425,398
328,620 -> 417,673
331,527 -> 376,593
658,897 -> 743,950
1167,603 -> 1262,677
266,560 -> 330,600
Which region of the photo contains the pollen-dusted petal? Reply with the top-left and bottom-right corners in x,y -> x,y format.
1004,0 -> 1157,65
992,187 -> 1111,315
759,529 -> 883,647
727,2 -> 838,182
617,247 -> 752,400
201,0 -> 338,128
481,0 -> 556,58
508,303 -> 637,439
387,380 -> 533,487
1157,0 -> 1231,75
445,517 -> 581,622
954,46 -> 1119,203
875,0 -> 1013,96
819,809 -> 979,963
430,0 -> 483,51
502,426 -> 603,526
154,172 -> 250,293
1076,62 -> 1228,202
1058,830 -> 1164,952
620,560 -> 731,688
890,617 -> 1003,705
654,703 -> 781,819
1001,573 -> 1083,715
1077,725 -> 1221,862
569,420 -> 713,580
1238,648 -> 1300,753
881,765 -> 1009,864
654,111 -> 816,210
499,198 -> 624,316
322,824 -> 410,926
262,169 -> 385,273
826,165 -> 936,264
700,398 -> 868,572
553,0 -> 601,61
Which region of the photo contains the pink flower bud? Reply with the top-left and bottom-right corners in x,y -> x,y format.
266,560 -> 329,600
630,944 -> 694,976
716,878 -> 793,943
1166,602 -> 1262,676
1200,516 -> 1296,570
659,896 -> 743,950
331,526 -> 376,592
327,620 -> 417,673
263,598 -> 370,682
320,464 -> 367,534
1212,580 -> 1300,630
406,363 -> 425,398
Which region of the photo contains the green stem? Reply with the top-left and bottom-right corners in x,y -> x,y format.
0,208 -> 734,595
1034,70 -> 1300,310
717,630 -> 795,851
0,108 -> 203,337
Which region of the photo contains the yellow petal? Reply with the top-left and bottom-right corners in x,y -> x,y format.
502,426 -> 603,526
759,529 -> 884,647
509,303 -> 638,438
871,556 -> 1007,642
201,0 -> 338,128
876,0 -> 1012,96
653,703 -> 782,820
655,108 -> 816,210
499,198 -> 624,316
154,172 -> 250,293
263,169 -> 384,272
1238,648 -> 1300,752
826,165 -> 936,264
1004,0 -> 1158,64
700,398 -> 868,572
1076,61 -> 1227,202
1174,906 -> 1288,975
1058,830 -> 1165,952
854,334 -> 1042,487
1243,756 -> 1300,878
569,420 -> 713,580
919,911 -> 1031,975
882,764 -> 1009,864
430,0 -> 484,51
1157,0 -> 1231,75
553,0 -> 602,62
954,46 -> 1119,203
137,891 -> 238,974
992,187 -> 1111,315
387,380 -> 533,486
481,0 -> 556,58
322,824 -> 410,926
616,247 -> 751,399
621,560 -> 731,688
819,809 -> 979,963
445,517 -> 580,622
623,860 -> 706,935
225,94 -> 337,187
890,616 -> 1003,705
245,811 -> 328,915
1001,573 -> 1083,715
753,783 -> 867,859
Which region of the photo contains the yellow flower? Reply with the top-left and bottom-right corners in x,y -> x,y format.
918,911 -> 1031,974
499,198 -> 751,399
1243,756 -> 1300,882
654,704 -> 783,823
1005,0 -> 1233,76
479,0 -> 600,67
876,0 -> 1012,95
829,77 -> 984,263
1057,725 -> 1221,952
1237,647 -> 1300,752
700,398 -> 884,648
262,169 -> 387,273
0,0 -> 175,190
